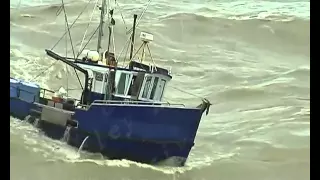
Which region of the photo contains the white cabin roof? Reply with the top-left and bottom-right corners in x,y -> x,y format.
76,63 -> 109,73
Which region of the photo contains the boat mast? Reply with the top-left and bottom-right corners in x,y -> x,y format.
97,0 -> 107,53
129,14 -> 138,60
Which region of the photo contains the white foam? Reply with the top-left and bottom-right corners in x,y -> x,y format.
11,117 -> 219,175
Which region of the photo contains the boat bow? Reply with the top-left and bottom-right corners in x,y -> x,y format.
197,98 -> 212,115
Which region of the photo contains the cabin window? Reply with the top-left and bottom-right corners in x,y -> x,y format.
158,79 -> 166,100
150,77 -> 159,100
103,73 -> 109,92
105,73 -> 108,82
142,76 -> 152,98
116,73 -> 131,95
95,72 -> 103,81
128,75 -> 137,96
92,71 -> 105,94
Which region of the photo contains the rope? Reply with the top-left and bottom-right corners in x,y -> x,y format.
61,0 -> 84,90
112,26 -> 116,57
121,38 -> 130,66
65,20 -> 69,97
61,0 -> 76,59
146,43 -> 157,68
167,85 -> 204,99
135,0 -> 152,28
76,25 -> 100,59
115,34 -> 131,63
30,61 -> 58,81
79,0 -> 99,52
31,0 -> 91,85
115,0 -> 128,31
51,0 -> 93,50
126,0 -> 152,35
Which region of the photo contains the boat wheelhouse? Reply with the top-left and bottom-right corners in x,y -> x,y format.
46,31 -> 174,106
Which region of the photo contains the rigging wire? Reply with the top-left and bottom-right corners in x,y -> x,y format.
115,0 -> 127,30
30,0 -> 208,103
77,6 -> 118,58
76,10 -> 113,57
31,0 -> 92,87
110,8 -> 116,56
79,0 -> 99,52
51,0 -> 93,50
61,0 -> 76,59
121,38 -> 130,66
61,0 -> 84,90
115,34 -> 132,64
120,0 -> 153,60
126,0 -> 152,35
112,26 -> 116,55
167,85 -> 204,99
146,44 -> 157,67
76,25 -> 100,59
65,16 -> 69,97
30,61 -> 58,81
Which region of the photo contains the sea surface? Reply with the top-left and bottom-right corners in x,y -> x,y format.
10,0 -> 310,179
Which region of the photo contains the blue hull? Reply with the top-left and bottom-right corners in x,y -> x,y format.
10,98 -> 35,119
35,120 -> 191,165
10,97 -> 203,166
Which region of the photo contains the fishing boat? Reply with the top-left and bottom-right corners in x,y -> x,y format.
10,0 -> 211,166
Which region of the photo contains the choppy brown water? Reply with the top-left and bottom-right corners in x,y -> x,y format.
10,0 -> 310,179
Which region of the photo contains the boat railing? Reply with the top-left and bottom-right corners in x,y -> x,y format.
90,100 -> 185,107
10,85 -> 69,103
39,88 -> 55,99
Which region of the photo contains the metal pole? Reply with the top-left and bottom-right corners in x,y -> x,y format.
129,14 -> 138,60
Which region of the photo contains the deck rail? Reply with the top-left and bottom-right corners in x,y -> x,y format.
10,85 -> 186,109
40,88 -> 55,98
76,99 -> 185,110
10,85 -> 57,103
92,100 -> 185,107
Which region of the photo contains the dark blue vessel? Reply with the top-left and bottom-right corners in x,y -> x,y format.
10,1 -> 211,166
